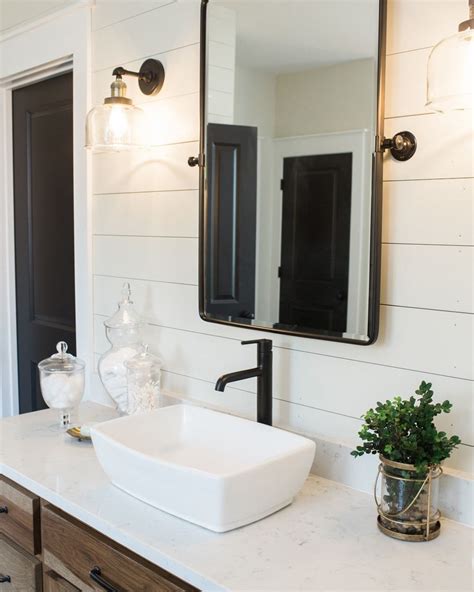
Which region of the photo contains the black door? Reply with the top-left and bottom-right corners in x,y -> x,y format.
205,123 -> 257,320
13,72 -> 76,414
279,153 -> 352,333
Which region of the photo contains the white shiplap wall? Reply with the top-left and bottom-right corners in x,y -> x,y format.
90,0 -> 473,480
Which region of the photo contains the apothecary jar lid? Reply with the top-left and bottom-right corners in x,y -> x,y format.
104,282 -> 142,329
124,344 -> 162,372
38,341 -> 85,374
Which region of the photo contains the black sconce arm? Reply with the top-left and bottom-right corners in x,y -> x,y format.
112,59 -> 165,96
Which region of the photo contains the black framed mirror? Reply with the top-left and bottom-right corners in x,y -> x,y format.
194,0 -> 387,344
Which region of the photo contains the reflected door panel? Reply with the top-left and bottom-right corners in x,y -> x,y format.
279,153 -> 352,333
206,123 -> 258,319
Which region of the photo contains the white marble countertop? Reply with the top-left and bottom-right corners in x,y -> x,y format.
0,402 -> 472,591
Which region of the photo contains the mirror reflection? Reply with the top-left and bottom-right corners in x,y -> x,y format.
202,0 -> 381,342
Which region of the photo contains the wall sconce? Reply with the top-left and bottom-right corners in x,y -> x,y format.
85,59 -> 165,152
426,0 -> 474,112
380,131 -> 417,161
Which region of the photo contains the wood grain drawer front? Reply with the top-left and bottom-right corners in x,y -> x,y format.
42,505 -> 198,592
0,533 -> 42,591
43,570 -> 80,592
0,477 -> 41,555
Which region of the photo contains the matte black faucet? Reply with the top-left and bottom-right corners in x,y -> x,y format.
215,339 -> 273,426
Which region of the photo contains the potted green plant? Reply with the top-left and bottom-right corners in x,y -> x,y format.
352,381 -> 461,541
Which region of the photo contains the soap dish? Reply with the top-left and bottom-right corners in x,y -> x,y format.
66,426 -> 91,442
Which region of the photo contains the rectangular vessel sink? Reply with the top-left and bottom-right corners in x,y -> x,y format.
91,405 -> 316,532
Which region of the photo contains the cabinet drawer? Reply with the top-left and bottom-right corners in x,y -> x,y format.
0,476 -> 41,555
42,505 -> 197,592
0,533 -> 42,591
43,570 -> 79,592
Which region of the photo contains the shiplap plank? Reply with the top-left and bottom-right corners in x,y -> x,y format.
386,0 -> 466,55
384,111 -> 474,181
92,141 -> 199,194
208,89 -> 233,118
93,191 -> 198,237
93,316 -> 473,454
141,93 -> 199,146
93,2 -> 200,71
208,13 -> 236,47
208,65 -> 235,94
208,40 -> 235,69
92,44 -> 200,105
93,236 -> 198,284
93,275 -> 474,380
92,0 -> 174,31
381,244 -> 473,312
385,48 -> 430,118
382,179 -> 474,246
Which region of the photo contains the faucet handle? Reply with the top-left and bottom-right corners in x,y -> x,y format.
241,339 -> 273,351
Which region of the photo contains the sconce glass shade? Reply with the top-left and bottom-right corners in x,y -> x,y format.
85,78 -> 148,152
426,28 -> 474,112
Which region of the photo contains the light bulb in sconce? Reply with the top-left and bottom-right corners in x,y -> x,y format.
426,0 -> 474,112
85,59 -> 165,152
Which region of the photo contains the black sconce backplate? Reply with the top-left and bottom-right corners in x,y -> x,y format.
139,59 -> 165,96
381,131 -> 417,161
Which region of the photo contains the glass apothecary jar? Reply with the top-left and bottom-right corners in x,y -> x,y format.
125,345 -> 162,415
38,341 -> 85,428
98,283 -> 143,414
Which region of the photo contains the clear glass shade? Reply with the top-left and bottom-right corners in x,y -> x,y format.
85,100 -> 148,152
426,28 -> 474,112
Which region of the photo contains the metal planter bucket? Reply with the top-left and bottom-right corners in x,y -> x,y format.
375,456 -> 442,541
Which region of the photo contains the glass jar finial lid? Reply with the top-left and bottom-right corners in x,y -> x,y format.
104,282 -> 142,329
38,341 -> 85,374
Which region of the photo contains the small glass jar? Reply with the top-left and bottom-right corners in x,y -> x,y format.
125,345 -> 162,415
38,341 -> 85,428
98,282 -> 143,414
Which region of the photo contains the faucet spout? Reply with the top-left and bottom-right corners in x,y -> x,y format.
215,367 -> 261,392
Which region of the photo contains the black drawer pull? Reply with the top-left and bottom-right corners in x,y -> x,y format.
0,506 -> 8,514
0,575 -> 11,583
89,567 -> 119,592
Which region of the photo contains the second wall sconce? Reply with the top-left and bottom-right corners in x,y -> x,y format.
426,0 -> 473,112
85,59 -> 165,152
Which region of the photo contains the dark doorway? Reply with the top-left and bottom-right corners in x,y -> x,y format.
205,123 -> 257,321
13,72 -> 76,414
279,152 -> 352,333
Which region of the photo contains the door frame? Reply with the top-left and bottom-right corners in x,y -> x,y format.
0,1 -> 93,416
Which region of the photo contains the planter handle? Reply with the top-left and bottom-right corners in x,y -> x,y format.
373,463 -> 433,518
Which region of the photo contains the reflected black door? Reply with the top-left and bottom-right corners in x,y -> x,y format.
13,72 -> 76,413
279,153 -> 352,333
205,123 -> 257,320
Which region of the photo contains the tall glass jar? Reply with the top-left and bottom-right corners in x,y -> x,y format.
98,283 -> 143,414
125,345 -> 162,415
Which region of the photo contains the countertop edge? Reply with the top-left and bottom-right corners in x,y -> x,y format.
0,462 -> 226,592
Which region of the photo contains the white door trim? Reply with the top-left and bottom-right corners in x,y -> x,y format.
0,3 -> 93,416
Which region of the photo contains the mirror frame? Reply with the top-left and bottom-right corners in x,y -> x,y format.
196,0 -> 387,345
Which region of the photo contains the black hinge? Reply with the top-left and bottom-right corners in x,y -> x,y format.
278,266 -> 282,278
280,179 -> 284,191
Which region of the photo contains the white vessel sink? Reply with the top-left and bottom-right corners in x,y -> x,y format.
91,405 -> 315,532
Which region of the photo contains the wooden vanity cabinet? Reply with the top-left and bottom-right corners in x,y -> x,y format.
0,475 -> 41,555
0,476 -> 198,592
